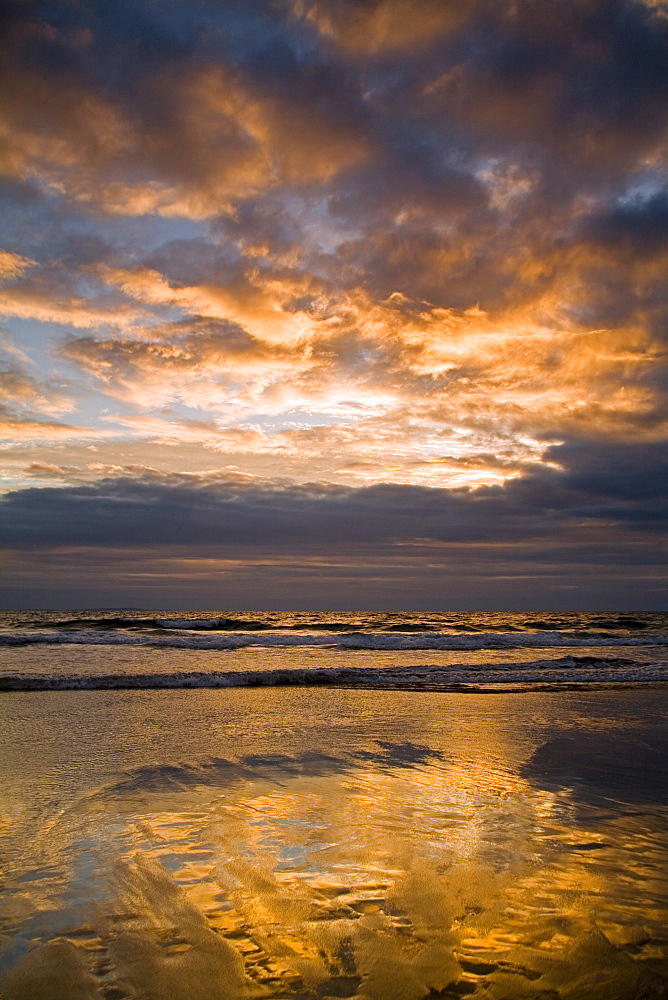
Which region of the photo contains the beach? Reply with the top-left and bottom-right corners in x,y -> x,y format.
3,0 -> 667,994
1,674 -> 667,999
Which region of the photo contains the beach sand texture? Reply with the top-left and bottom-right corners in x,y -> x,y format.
1,686 -> 667,999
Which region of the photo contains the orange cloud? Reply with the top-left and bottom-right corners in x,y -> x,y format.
294,0 -> 471,54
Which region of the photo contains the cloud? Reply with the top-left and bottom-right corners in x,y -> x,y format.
0,338 -> 118,445
0,338 -> 82,438
541,438 -> 668,504
293,0 -> 474,55
0,0 -> 666,606
0,255 -> 150,331
583,190 -> 668,257
2,439 -> 666,551
0,3 -> 373,219
1,448 -> 665,607
0,250 -> 35,281
56,275 -> 665,453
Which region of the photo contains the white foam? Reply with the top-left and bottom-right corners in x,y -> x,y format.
0,629 -> 666,651
1,657 -> 667,691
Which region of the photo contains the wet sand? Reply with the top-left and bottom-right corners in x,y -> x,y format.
1,687 -> 667,999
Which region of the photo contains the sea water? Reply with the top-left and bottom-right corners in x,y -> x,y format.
1,610 -> 667,689
0,612 -> 667,999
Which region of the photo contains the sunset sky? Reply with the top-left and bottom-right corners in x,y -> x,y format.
0,0 -> 666,609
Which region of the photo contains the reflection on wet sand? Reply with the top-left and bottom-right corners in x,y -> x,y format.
0,688 -> 667,999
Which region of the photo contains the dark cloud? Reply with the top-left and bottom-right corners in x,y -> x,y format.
2,437 -> 666,551
3,0 -> 665,203
583,191 -> 668,257
2,458 -> 665,609
1,0 -> 666,607
423,0 -> 668,172
544,439 -> 668,501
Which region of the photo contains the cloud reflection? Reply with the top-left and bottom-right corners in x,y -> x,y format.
2,696 -> 667,999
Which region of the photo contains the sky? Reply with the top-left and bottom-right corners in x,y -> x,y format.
0,0 -> 666,610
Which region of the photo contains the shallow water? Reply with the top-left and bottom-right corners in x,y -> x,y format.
1,687 -> 667,999
2,611 -> 666,691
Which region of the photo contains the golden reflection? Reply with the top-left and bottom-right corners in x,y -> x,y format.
1,689 -> 667,999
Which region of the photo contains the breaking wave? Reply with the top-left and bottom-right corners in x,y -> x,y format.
1,628 -> 667,651
27,615 -> 278,631
1,656 -> 666,691
10,611 -> 663,634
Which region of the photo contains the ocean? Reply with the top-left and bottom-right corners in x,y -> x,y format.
1,609 -> 667,690
1,611 -> 667,999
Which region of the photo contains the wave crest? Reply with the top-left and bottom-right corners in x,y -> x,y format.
1,629 -> 667,651
1,656 -> 666,691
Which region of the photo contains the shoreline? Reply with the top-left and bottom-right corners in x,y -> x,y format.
2,677 -> 668,692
